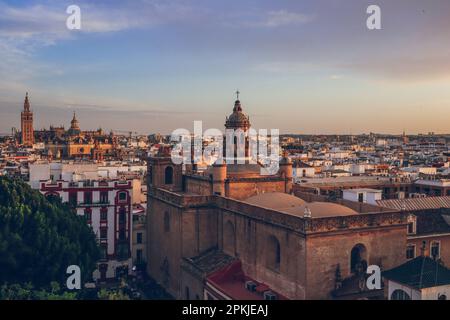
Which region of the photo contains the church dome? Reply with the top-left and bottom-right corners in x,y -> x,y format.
245,192 -> 306,209
244,193 -> 357,218
225,99 -> 250,130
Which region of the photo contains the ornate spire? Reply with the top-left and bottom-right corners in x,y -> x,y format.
24,92 -> 30,111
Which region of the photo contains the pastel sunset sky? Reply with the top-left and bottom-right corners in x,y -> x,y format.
1,0 -> 449,134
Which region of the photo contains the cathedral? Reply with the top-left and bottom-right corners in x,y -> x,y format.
19,93 -> 118,160
146,96 -> 408,300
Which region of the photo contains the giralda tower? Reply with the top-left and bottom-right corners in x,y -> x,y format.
21,92 -> 34,146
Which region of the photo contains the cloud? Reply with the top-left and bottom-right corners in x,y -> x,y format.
264,10 -> 314,27
220,8 -> 314,28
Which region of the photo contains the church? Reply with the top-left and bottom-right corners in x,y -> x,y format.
146,96 -> 408,300
19,93 -> 118,160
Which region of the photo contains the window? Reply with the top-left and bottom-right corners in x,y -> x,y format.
100,208 -> 108,221
136,249 -> 142,264
358,193 -> 364,203
100,228 -> 107,239
165,166 -> 173,184
84,209 -> 92,221
118,192 -> 127,201
350,244 -> 367,274
164,212 -> 170,232
100,245 -> 107,260
119,229 -> 126,240
391,289 -> 411,300
137,232 -> 143,244
69,192 -> 77,206
406,244 -> 415,259
407,215 -> 416,235
185,287 -> 190,300
119,208 -> 126,224
100,191 -> 108,203
266,235 -> 281,272
84,192 -> 92,204
431,241 -> 440,259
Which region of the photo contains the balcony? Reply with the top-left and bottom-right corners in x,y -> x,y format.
78,200 -> 110,207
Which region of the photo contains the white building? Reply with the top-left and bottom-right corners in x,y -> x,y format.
343,188 -> 382,205
37,178 -> 134,281
384,256 -> 450,300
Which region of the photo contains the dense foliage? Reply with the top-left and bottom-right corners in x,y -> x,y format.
0,176 -> 100,289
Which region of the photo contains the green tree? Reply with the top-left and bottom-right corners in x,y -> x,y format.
0,177 -> 100,290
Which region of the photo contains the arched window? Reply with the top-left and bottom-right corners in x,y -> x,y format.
165,166 -> 174,185
164,212 -> 170,232
350,244 -> 368,274
223,221 -> 235,256
118,192 -> 127,201
391,289 -> 411,300
267,235 -> 281,272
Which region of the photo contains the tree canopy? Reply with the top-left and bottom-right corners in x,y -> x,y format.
0,176 -> 100,288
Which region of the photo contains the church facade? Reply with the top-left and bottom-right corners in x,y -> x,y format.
147,97 -> 408,300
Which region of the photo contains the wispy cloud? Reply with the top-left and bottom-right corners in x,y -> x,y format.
222,9 -> 315,28
263,10 -> 314,27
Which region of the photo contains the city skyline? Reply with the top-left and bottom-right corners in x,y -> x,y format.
1,0 -> 450,134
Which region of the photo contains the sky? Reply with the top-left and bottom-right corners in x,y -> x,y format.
1,0 -> 450,135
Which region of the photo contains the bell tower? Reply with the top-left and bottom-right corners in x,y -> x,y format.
147,146 -> 183,192
21,92 -> 34,146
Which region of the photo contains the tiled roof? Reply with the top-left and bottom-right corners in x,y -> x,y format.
413,209 -> 450,236
187,249 -> 236,275
383,256 -> 450,289
377,196 -> 450,211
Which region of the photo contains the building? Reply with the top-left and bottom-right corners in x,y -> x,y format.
33,112 -> 119,160
343,188 -> 382,205
146,96 -> 408,300
37,178 -> 133,281
383,255 -> 450,300
20,93 -> 34,146
376,197 -> 450,266
132,203 -> 147,271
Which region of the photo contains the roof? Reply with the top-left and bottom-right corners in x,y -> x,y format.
206,260 -> 287,300
245,192 -> 306,208
245,192 -> 357,218
377,196 -> 450,211
226,163 -> 263,176
344,188 -> 382,193
383,256 -> 450,289
187,249 -> 236,275
281,202 -> 357,218
413,209 -> 450,236
293,161 -> 313,168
